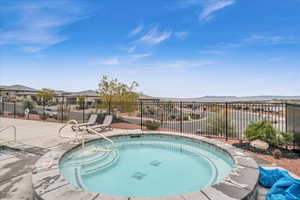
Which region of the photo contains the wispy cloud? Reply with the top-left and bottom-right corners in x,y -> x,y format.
267,57 -> 286,63
0,0 -> 91,52
127,45 -> 137,53
197,50 -> 224,54
243,35 -> 299,45
175,0 -> 235,22
129,53 -> 152,60
138,60 -> 215,73
97,57 -> 120,66
199,0 -> 235,21
174,31 -> 189,40
130,24 -> 143,36
137,27 -> 172,45
156,60 -> 213,72
206,34 -> 300,52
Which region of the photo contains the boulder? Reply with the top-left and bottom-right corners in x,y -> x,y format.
250,139 -> 269,150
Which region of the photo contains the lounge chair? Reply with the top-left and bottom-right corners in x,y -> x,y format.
71,114 -> 98,131
88,115 -> 113,133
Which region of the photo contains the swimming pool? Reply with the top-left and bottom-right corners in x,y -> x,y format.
59,135 -> 235,197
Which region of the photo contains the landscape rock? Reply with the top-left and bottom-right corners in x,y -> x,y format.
250,140 -> 269,150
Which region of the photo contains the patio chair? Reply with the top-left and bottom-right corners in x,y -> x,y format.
88,115 -> 113,133
71,114 -> 98,131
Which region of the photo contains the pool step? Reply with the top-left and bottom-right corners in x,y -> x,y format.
64,150 -> 109,166
80,149 -> 120,175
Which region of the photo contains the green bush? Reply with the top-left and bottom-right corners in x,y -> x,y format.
144,120 -> 160,130
277,131 -> 294,147
245,120 -> 277,145
23,99 -> 36,111
182,115 -> 190,121
168,115 -> 176,120
190,114 -> 201,119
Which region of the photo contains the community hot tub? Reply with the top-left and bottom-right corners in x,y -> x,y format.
32,132 -> 259,200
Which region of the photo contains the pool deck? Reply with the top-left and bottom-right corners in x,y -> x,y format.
0,117 -> 135,200
0,117 -> 288,200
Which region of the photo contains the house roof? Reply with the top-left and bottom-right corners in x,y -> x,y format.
0,85 -> 38,92
65,90 -> 98,97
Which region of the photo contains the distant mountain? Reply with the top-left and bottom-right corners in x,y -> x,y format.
141,95 -> 300,102
2,84 -> 300,102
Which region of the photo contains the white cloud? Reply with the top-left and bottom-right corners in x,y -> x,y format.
0,0 -> 90,52
243,35 -> 299,45
127,45 -> 137,53
205,34 -> 300,53
97,57 -> 120,66
199,0 -> 235,21
129,53 -> 152,61
130,24 -> 143,36
146,60 -> 214,72
267,57 -> 286,63
176,0 -> 235,22
137,27 -> 172,45
19,46 -> 49,53
174,31 -> 189,40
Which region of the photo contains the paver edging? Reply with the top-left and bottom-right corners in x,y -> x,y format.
32,131 -> 259,200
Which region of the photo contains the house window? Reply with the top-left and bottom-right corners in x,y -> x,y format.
6,92 -> 9,96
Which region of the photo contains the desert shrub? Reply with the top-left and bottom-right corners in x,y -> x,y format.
245,120 -> 277,145
182,115 -> 190,121
23,99 -> 36,111
207,111 -> 236,137
168,115 -> 176,120
147,107 -> 156,115
144,120 -> 160,130
272,149 -> 282,159
55,104 -> 70,121
190,114 -> 201,120
277,131 -> 294,148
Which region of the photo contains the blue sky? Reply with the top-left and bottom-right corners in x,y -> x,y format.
1,0 -> 300,97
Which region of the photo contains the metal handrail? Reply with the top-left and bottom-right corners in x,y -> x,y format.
0,125 -> 16,142
84,127 -> 116,152
58,121 -> 116,152
58,120 -> 80,140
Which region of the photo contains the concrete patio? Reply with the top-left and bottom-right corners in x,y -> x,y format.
0,118 -> 134,200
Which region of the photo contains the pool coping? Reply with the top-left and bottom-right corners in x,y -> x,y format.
32,131 -> 259,200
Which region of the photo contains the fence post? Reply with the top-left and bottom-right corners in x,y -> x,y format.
180,102 -> 183,133
225,102 -> 228,141
82,98 -> 85,123
1,101 -> 4,116
61,97 -> 64,123
14,101 -> 16,118
108,101 -> 111,114
43,100 -> 45,121
140,101 -> 143,131
285,103 -> 288,133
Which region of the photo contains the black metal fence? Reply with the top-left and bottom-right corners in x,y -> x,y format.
1,99 -> 296,142
287,103 -> 300,147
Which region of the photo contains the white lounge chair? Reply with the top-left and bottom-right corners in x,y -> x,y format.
88,115 -> 113,133
71,114 -> 98,131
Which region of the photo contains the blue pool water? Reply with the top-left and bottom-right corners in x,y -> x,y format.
60,135 -> 234,197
